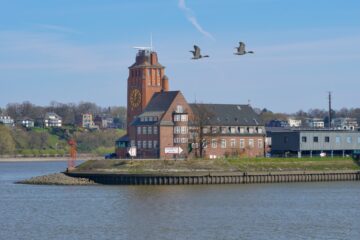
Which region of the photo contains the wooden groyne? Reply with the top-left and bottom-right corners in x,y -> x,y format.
66,170 -> 360,185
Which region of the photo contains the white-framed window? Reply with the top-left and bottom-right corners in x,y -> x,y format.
142,126 -> 147,134
347,136 -> 352,144
249,139 -> 254,148
211,127 -> 218,134
230,139 -> 236,148
174,138 -> 180,144
221,127 -> 227,134
137,141 -> 142,149
221,139 -> 226,148
153,126 -> 158,134
143,140 -> 147,149
202,127 -> 209,134
181,138 -> 188,143
148,141 -> 152,149
148,116 -> 153,121
230,127 -> 236,134
249,128 -> 254,134
131,140 -> 135,147
240,127 -> 245,134
258,139 -> 263,148
211,139 -> 217,148
176,105 -> 183,113
174,126 -> 181,134
148,126 -> 152,134
181,114 -> 188,122
174,114 -> 181,122
258,128 -> 263,134
181,126 -> 188,134
240,139 -> 245,149
137,126 -> 141,135
153,140 -> 158,148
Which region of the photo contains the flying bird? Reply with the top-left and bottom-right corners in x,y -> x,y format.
234,42 -> 254,55
190,45 -> 209,59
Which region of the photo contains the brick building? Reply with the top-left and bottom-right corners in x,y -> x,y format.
115,49 -> 265,159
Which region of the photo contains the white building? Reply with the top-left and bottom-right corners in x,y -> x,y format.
44,112 -> 62,127
306,118 -> 324,128
287,118 -> 302,127
332,118 -> 358,130
0,115 -> 15,127
21,118 -> 34,128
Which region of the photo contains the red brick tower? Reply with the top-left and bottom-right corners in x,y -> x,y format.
127,49 -> 169,132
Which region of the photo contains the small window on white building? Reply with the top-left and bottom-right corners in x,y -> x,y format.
347,136 -> 352,144
240,128 -> 245,134
336,136 -> 341,144
211,127 -> 218,134
221,127 -> 227,134
230,127 -> 236,134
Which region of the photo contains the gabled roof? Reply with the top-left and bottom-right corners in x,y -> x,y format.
190,103 -> 263,126
143,91 -> 180,112
131,91 -> 180,126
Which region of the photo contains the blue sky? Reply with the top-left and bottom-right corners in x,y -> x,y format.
1,0 -> 359,112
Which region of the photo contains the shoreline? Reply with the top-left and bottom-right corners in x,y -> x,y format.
0,156 -> 103,162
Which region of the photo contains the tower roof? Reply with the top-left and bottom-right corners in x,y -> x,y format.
129,50 -> 164,69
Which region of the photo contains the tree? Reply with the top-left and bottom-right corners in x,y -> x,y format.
0,125 -> 15,155
190,104 -> 215,158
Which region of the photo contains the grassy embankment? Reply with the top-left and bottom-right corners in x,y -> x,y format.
75,157 -> 360,173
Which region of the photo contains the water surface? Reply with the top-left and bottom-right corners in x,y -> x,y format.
1,161 -> 359,240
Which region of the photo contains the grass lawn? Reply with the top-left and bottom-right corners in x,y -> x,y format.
75,157 -> 360,173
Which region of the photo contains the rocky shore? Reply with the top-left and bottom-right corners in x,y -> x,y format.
17,173 -> 97,185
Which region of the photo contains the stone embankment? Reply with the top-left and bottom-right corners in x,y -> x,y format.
17,173 -> 97,185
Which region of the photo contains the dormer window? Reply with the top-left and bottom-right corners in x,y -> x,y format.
176,105 -> 183,113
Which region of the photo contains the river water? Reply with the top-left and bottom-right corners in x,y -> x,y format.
0,161 -> 360,240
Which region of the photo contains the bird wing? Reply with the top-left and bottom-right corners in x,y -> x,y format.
239,42 -> 245,52
194,45 -> 200,57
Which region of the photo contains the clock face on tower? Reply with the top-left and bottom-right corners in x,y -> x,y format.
130,88 -> 141,109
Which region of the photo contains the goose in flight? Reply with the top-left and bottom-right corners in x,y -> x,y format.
190,45 -> 209,59
234,42 -> 254,55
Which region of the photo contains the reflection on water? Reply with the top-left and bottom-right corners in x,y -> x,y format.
1,161 -> 360,240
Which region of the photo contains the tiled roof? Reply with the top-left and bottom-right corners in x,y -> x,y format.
189,103 -> 263,126
143,91 -> 180,112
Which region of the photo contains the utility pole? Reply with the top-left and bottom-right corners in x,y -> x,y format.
328,92 -> 332,128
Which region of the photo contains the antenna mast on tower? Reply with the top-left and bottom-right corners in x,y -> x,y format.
328,91 -> 332,128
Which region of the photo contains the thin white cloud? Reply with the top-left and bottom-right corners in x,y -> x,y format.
36,24 -> 81,34
178,0 -> 215,40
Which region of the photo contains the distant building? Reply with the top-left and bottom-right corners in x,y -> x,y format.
44,112 -> 62,128
266,119 -> 289,128
287,118 -> 302,127
82,113 -> 98,129
20,118 -> 34,128
94,115 -> 115,129
305,118 -> 324,128
267,128 -> 360,157
0,115 -> 15,127
332,118 -> 358,131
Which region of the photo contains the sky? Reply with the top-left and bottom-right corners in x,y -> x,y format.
0,0 -> 359,113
